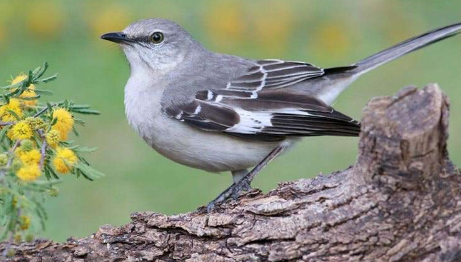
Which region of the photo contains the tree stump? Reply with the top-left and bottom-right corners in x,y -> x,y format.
1,84 -> 460,262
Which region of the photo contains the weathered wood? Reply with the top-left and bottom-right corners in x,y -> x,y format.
1,84 -> 460,262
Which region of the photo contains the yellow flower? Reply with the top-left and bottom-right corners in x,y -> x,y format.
9,121 -> 33,140
20,215 -> 31,230
52,108 -> 74,140
19,149 -> 41,166
53,147 -> 77,174
25,117 -> 44,130
11,74 -> 38,107
46,129 -> 60,148
16,164 -> 41,182
0,98 -> 23,122
11,74 -> 29,86
14,147 -> 24,157
19,90 -> 37,107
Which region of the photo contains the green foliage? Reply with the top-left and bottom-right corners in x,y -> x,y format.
0,63 -> 103,242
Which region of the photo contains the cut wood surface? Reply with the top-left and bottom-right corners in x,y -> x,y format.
1,84 -> 460,262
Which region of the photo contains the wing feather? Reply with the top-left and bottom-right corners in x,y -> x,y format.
165,89 -> 360,141
226,59 -> 325,92
164,59 -> 360,141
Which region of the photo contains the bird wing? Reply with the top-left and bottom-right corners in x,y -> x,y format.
165,85 -> 360,141
226,59 -> 326,92
225,59 -> 355,91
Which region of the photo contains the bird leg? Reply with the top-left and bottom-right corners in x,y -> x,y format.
206,143 -> 288,212
232,169 -> 249,184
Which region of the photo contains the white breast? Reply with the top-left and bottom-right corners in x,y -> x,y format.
124,70 -> 284,173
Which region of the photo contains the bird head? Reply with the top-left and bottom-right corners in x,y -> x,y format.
101,18 -> 201,74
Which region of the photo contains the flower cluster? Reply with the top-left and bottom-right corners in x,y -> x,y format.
0,98 -> 23,122
0,64 -> 103,244
52,108 -> 74,140
11,74 -> 38,107
53,147 -> 77,173
4,105 -> 78,183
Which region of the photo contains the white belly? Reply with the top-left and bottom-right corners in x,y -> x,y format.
124,78 -> 282,173
138,113 -> 280,172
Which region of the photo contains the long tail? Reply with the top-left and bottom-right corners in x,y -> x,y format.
352,22 -> 461,76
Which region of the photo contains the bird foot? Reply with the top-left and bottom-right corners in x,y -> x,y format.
205,144 -> 288,212
206,179 -> 252,212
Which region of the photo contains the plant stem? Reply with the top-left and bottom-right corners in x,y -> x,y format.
0,122 -> 14,127
33,103 -> 57,118
38,130 -> 47,169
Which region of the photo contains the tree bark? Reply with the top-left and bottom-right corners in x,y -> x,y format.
1,84 -> 460,262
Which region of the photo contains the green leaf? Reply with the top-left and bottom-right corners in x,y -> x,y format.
32,200 -> 47,230
79,156 -> 90,166
34,89 -> 53,95
0,125 -> 11,143
7,109 -> 21,121
50,117 -> 58,127
33,62 -> 49,81
72,126 -> 79,136
26,70 -> 33,87
46,102 -> 53,113
38,74 -> 57,83
74,146 -> 98,153
30,179 -> 62,187
43,165 -> 51,180
32,65 -> 41,75
45,165 -> 59,180
5,87 -> 20,97
20,95 -> 40,101
74,118 -> 85,126
70,108 -> 101,115
75,162 -> 105,180
2,94 -> 9,104
0,82 -> 21,90
69,104 -> 91,109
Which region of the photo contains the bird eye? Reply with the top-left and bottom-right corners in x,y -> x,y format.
150,32 -> 164,44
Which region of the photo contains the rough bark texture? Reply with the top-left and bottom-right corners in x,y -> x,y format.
1,84 -> 460,262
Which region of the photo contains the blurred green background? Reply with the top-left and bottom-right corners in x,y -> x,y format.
0,0 -> 460,241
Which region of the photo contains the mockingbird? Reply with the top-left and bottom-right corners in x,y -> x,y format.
101,19 -> 461,211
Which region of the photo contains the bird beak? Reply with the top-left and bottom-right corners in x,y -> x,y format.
100,32 -> 130,44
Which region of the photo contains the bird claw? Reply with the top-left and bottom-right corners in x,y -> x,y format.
231,180 -> 251,200
205,144 -> 288,213
206,179 -> 252,212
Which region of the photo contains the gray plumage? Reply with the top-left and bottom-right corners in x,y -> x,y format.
101,18 -> 461,179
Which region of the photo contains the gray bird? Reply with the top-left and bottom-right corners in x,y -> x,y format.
101,19 -> 461,211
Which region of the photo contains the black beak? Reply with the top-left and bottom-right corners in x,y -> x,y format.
100,32 -> 129,43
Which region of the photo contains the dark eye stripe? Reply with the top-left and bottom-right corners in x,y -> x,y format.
132,36 -> 151,43
130,34 -> 164,46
